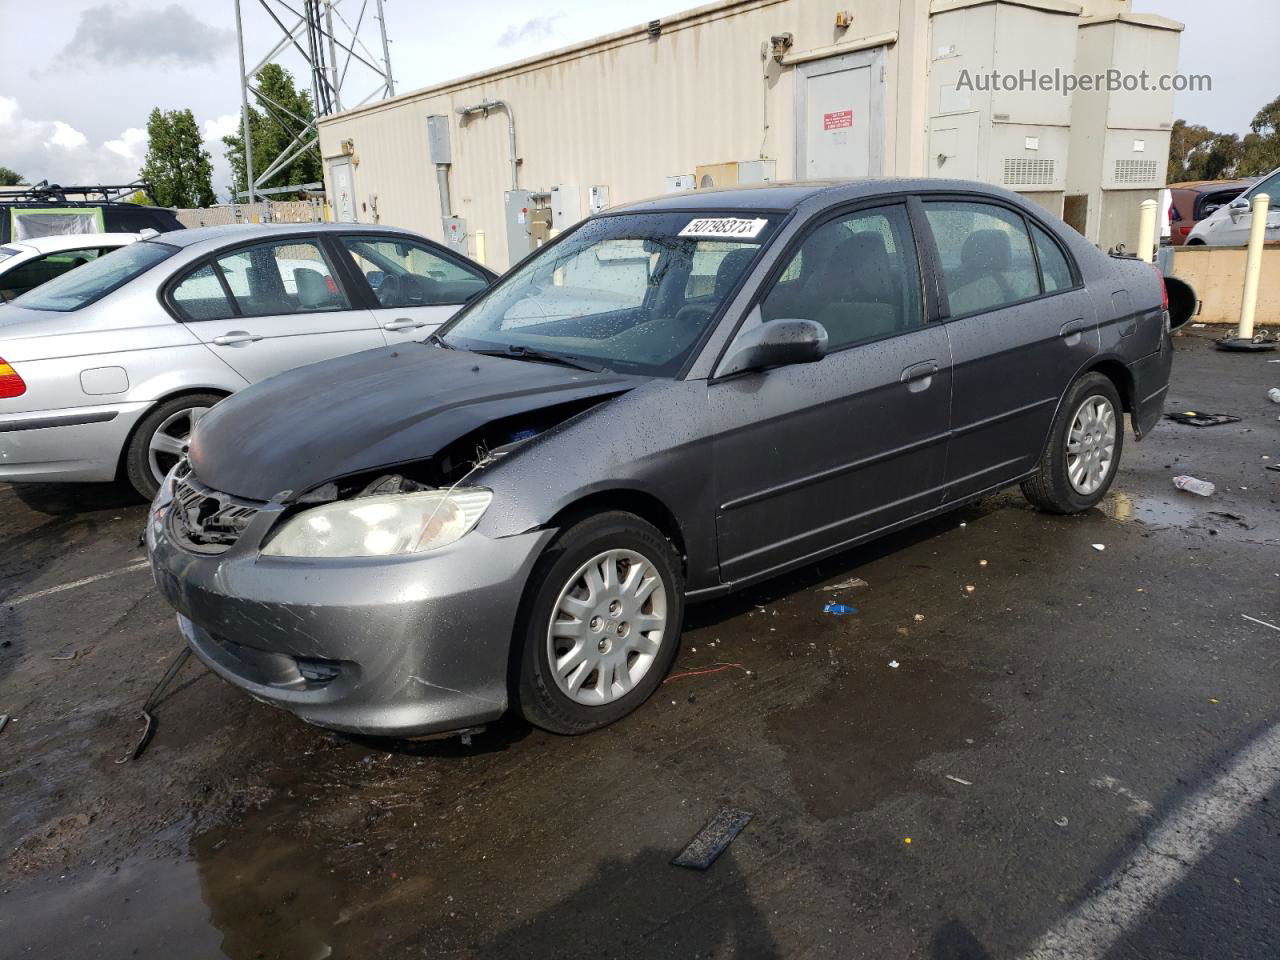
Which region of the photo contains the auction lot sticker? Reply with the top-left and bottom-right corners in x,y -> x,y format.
678,217 -> 769,239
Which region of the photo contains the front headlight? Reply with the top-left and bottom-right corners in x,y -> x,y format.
261,488 -> 493,558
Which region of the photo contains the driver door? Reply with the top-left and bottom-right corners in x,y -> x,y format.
335,234 -> 491,344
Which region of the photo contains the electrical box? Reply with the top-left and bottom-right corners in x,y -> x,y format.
442,216 -> 467,250
504,189 -> 535,266
736,160 -> 776,185
551,185 -> 582,230
426,115 -> 451,165
589,185 -> 611,213
530,206 -> 553,246
665,175 -> 695,193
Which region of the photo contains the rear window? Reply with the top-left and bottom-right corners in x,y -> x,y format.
9,241 -> 177,313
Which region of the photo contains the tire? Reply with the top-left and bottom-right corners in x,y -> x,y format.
1021,372 -> 1124,514
124,393 -> 222,500
512,511 -> 685,735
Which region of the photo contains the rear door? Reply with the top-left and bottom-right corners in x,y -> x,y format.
333,234 -> 491,344
712,201 -> 952,584
168,236 -> 383,383
923,198 -> 1098,502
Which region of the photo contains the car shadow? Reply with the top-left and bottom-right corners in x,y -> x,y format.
6,479 -> 144,516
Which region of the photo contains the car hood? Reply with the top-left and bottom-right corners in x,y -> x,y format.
188,343 -> 646,502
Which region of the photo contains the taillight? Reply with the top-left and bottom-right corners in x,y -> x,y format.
1179,225 -> 1192,236
325,275 -> 338,294
0,358 -> 25,399
1150,264 -> 1169,311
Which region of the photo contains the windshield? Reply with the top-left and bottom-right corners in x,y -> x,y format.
11,241 -> 177,312
440,211 -> 782,376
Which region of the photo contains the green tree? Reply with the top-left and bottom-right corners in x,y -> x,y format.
139,107 -> 215,207
0,166 -> 22,186
222,63 -> 322,196
1238,94 -> 1280,176
1167,119 -> 1240,182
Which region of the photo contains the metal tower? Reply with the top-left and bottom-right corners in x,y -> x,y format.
233,0 -> 395,201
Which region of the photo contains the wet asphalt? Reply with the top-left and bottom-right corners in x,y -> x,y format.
0,330 -> 1277,959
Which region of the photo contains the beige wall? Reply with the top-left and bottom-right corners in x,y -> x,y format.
1172,245 -> 1280,327
319,0 -> 932,268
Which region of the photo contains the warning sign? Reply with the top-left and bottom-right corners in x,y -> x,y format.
823,109 -> 854,131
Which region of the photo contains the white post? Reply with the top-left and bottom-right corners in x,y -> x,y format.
1236,193 -> 1271,341
1137,198 -> 1157,264
474,229 -> 487,266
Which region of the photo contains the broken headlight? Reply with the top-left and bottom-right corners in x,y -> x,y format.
261,488 -> 493,558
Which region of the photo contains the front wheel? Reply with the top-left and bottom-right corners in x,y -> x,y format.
513,511 -> 684,734
124,393 -> 221,500
1021,373 -> 1124,514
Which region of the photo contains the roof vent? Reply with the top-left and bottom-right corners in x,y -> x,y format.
647,19 -> 661,39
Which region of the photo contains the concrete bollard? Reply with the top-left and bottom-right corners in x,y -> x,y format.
1236,193 -> 1270,341
1137,198 -> 1157,264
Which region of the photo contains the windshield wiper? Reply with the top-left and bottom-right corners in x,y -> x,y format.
471,345 -> 608,373
425,331 -> 452,349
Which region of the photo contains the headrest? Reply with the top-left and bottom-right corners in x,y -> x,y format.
714,247 -> 758,299
961,229 -> 1013,272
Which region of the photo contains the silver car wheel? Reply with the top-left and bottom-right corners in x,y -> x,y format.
147,406 -> 209,486
1065,395 -> 1116,495
546,548 -> 668,706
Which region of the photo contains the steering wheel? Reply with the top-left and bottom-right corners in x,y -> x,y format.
376,272 -> 401,306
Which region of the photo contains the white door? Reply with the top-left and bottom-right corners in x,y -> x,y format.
334,233 -> 491,344
329,160 -> 357,223
170,237 -> 384,383
1198,169 -> 1280,246
796,48 -> 885,180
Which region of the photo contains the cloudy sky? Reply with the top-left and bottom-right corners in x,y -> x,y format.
1,0 -> 1274,200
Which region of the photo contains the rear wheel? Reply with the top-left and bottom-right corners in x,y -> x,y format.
124,393 -> 221,500
513,511 -> 684,734
1021,373 -> 1123,514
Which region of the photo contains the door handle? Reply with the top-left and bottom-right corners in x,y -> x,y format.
900,360 -> 939,389
382,318 -> 428,331
211,331 -> 264,346
1059,318 -> 1085,345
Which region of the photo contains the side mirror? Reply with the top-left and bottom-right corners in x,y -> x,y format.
716,318 -> 828,378
1228,196 -> 1250,222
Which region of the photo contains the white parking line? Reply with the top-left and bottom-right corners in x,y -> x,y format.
1021,721 -> 1280,960
3,560 -> 152,607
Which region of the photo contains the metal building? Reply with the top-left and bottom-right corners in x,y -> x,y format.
317,0 -> 1182,269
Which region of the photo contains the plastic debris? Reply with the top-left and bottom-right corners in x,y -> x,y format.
1054,816 -> 1069,828
964,584 -> 976,593
903,837 -> 912,844
888,660 -> 900,669
979,559 -> 989,566
945,775 -> 973,786
1165,411 -> 1241,427
1091,544 -> 1106,552
821,577 -> 869,591
913,614 -> 926,622
823,602 -> 858,615
1241,614 -> 1280,633
671,808 -> 753,870
1268,388 -> 1280,403
0,714 -> 8,734
1266,464 -> 1280,473
50,650 -> 76,661
1173,475 -> 1216,497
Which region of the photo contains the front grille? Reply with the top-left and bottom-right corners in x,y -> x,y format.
168,462 -> 263,553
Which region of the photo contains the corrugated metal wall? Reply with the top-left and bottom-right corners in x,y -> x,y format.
318,0 -> 929,268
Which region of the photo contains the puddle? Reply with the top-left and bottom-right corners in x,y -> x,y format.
1100,490 -> 1200,528
766,659 -> 1000,820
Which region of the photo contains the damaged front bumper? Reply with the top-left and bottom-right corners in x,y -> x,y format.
147,492 -> 554,737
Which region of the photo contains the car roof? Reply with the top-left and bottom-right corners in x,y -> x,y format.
1168,179 -> 1257,193
11,232 -> 141,253
160,221 -> 426,249
607,178 -> 1039,215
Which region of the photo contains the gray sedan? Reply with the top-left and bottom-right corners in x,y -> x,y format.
148,179 -> 1178,738
0,223 -> 493,498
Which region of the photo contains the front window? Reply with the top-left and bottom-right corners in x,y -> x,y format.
8,241 -> 176,313
440,211 -> 782,376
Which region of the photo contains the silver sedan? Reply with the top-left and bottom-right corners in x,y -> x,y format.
0,223 -> 494,497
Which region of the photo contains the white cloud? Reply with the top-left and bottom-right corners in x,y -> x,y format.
202,113 -> 241,143
47,121 -> 89,151
104,127 -> 147,162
